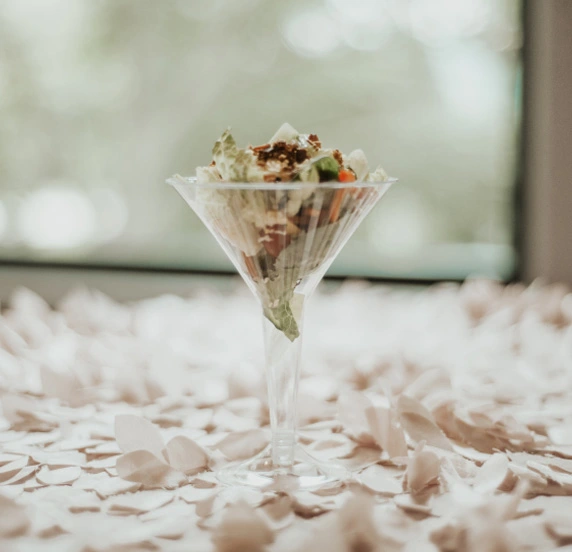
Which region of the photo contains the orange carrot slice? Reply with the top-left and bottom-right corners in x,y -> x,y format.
329,189 -> 348,223
338,169 -> 356,183
242,253 -> 258,280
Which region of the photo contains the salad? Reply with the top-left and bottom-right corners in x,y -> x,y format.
189,123 -> 389,341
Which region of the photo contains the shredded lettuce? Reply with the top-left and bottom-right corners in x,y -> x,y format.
367,166 -> 389,182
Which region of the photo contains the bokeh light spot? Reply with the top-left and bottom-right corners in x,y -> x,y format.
409,0 -> 491,44
340,20 -> 393,52
17,185 -> 97,250
282,9 -> 341,58
327,0 -> 389,25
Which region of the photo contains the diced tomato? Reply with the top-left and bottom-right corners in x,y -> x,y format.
260,225 -> 292,258
338,169 -> 356,183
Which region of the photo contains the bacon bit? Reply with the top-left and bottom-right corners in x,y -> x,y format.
332,149 -> 344,166
329,189 -> 348,223
308,134 -> 322,149
295,149 -> 307,163
242,253 -> 259,280
254,141 -> 308,175
251,143 -> 271,152
338,169 -> 356,183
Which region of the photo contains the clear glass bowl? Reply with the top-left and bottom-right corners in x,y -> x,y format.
168,175 -> 396,490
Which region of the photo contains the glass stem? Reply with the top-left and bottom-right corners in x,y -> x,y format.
262,307 -> 304,468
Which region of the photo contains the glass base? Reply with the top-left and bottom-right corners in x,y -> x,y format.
217,444 -> 350,491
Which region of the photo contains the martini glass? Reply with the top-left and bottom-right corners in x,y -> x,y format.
168,175 -> 396,489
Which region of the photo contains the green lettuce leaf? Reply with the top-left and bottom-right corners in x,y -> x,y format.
263,298 -> 300,341
257,217 -> 344,341
212,129 -> 264,182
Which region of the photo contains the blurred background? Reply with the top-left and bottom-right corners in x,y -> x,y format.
0,0 -> 523,286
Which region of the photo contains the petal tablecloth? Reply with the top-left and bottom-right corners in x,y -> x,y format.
1,279 -> 572,551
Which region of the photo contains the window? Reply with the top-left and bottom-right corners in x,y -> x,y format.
0,0 -> 522,281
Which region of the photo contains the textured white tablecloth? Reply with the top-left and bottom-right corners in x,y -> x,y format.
1,279 -> 572,551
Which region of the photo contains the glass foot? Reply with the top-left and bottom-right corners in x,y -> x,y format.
217,444 -> 350,491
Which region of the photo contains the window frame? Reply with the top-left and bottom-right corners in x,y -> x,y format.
521,0 -> 572,285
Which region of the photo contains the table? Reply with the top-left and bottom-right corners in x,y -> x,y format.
1,279 -> 572,551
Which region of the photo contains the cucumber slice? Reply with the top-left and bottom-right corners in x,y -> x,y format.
313,157 -> 339,182
297,165 -> 319,183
